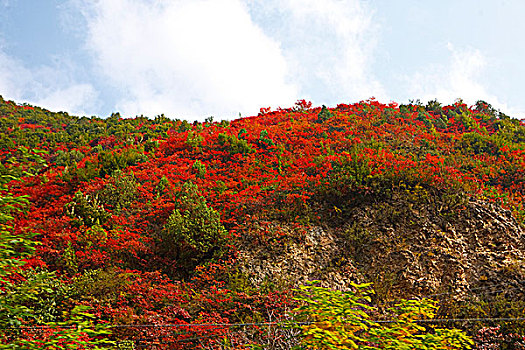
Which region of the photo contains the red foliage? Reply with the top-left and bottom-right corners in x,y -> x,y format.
3,98 -> 525,346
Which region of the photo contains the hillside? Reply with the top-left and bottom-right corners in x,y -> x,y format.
1,96 -> 525,348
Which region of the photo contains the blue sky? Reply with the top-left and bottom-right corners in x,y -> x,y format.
0,0 -> 523,120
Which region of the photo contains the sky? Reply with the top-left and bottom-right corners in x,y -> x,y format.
0,0 -> 523,121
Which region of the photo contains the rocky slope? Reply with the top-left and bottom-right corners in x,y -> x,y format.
237,193 -> 525,305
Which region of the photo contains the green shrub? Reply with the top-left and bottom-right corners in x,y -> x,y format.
178,120 -> 192,133
71,268 -> 134,304
52,149 -> 85,167
98,147 -> 147,178
160,182 -> 227,272
316,105 -> 333,123
425,99 -> 443,114
154,175 -> 170,199
186,131 -> 204,150
65,190 -> 110,227
0,133 -> 15,151
1,268 -> 74,324
63,159 -> 100,182
98,170 -> 138,213
258,130 -> 275,148
218,133 -> 254,154
192,160 -> 206,178
290,281 -> 473,349
459,132 -> 497,155
318,145 -> 374,207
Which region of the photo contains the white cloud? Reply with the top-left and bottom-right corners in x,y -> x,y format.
34,84 -> 98,116
73,0 -> 386,119
247,0 -> 387,105
406,43 -> 519,116
0,48 -> 98,116
0,50 -> 32,98
76,0 -> 298,120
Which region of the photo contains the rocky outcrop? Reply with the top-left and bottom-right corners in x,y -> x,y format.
237,225 -> 359,291
350,198 -> 525,299
237,197 -> 525,301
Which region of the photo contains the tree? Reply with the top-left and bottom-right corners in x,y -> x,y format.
291,281 -> 473,349
160,182 -> 227,272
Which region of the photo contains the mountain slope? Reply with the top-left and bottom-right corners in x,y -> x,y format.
1,96 -> 524,347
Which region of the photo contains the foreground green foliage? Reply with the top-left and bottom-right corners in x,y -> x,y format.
0,172 -> 113,349
291,282 -> 474,349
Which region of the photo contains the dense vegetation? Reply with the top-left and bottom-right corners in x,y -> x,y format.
1,95 -> 524,348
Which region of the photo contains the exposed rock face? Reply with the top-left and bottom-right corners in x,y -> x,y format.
350,198 -> 525,299
237,197 -> 525,301
237,225 -> 359,291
